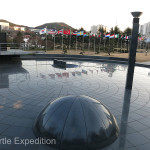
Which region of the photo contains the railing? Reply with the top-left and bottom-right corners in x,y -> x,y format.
0,43 -> 24,51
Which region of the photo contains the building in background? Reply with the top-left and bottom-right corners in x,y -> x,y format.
91,24 -> 108,35
0,22 -> 9,30
139,22 -> 150,36
14,26 -> 26,31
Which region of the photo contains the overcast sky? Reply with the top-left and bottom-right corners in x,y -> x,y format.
0,0 -> 149,31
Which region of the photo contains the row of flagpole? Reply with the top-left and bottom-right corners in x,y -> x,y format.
41,27 -> 149,53
45,33 -> 128,53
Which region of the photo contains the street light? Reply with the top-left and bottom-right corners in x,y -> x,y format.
119,12 -> 143,149
125,11 -> 143,89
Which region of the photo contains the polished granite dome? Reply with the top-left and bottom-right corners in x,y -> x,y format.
33,95 -> 119,150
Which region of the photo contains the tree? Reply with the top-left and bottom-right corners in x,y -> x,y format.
123,27 -> 132,36
14,31 -> 23,45
114,26 -> 121,34
99,26 -> 106,36
110,27 -> 114,34
78,27 -> 86,32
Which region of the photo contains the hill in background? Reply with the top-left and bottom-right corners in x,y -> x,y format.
35,22 -> 75,30
0,19 -> 76,31
0,19 -> 27,27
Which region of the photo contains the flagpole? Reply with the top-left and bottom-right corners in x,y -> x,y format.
69,28 -> 71,50
54,34 -> 55,50
62,28 -> 64,51
99,32 -> 101,53
83,31 -> 84,52
76,34 -> 77,51
104,37 -> 105,52
88,32 -> 90,55
109,37 -> 110,55
112,35 -> 115,53
117,34 -> 119,48
121,37 -> 122,53
94,34 -> 95,54
46,26 -> 47,52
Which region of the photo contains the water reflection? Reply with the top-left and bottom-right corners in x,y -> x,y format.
35,61 -> 127,80
0,62 -> 28,89
101,64 -> 117,77
118,89 -> 132,150
13,100 -> 23,109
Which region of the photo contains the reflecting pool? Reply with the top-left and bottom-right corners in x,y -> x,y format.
0,60 -> 150,150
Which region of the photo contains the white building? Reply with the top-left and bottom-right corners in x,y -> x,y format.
0,22 -> 9,30
91,25 -> 98,35
139,22 -> 150,36
14,26 -> 26,31
91,24 -> 108,35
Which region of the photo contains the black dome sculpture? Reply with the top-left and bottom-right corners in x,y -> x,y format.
33,95 -> 119,150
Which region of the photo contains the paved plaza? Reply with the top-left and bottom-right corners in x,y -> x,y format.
0,60 -> 150,150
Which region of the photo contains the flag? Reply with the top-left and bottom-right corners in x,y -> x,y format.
72,31 -> 78,35
90,34 -> 95,37
57,29 -> 63,34
39,28 -> 46,35
48,29 -> 57,34
138,37 -> 144,41
75,71 -> 81,76
71,72 -> 75,76
48,74 -> 55,79
105,34 -> 110,37
63,30 -> 70,35
84,33 -> 89,37
124,35 -> 128,39
115,34 -> 119,38
109,34 -> 115,38
40,73 -> 46,79
56,73 -> 62,78
76,31 -> 84,36
62,72 -> 69,77
82,69 -> 87,74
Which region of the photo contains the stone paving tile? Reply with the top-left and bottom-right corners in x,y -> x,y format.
126,132 -> 150,146
136,142 -> 150,150
128,121 -> 149,131
0,60 -> 150,150
0,124 -> 10,134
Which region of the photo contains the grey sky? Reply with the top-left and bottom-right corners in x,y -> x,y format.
0,0 -> 149,31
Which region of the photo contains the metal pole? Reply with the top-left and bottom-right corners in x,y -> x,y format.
117,35 -> 119,48
119,88 -> 132,149
83,31 -> 84,51
36,33 -> 37,48
99,32 -> 101,53
62,28 -> 64,51
121,38 -> 122,53
54,34 -> 55,50
69,28 -> 71,50
108,38 -> 110,55
94,35 -> 95,53
119,12 -> 143,149
46,26 -> 47,51
76,35 -> 77,51
125,11 -> 143,89
104,37 -> 105,52
88,33 -> 90,54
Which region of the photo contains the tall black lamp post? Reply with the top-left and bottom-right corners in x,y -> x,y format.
125,11 -> 143,89
119,12 -> 143,149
